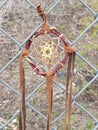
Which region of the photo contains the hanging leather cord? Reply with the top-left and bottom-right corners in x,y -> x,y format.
64,47 -> 76,130
67,52 -> 75,130
37,5 -> 50,33
46,71 -> 54,130
37,5 -> 46,22
19,49 -> 29,130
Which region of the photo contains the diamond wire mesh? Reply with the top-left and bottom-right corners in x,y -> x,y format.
0,0 -> 98,130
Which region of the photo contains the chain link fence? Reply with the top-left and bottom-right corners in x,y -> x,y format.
0,0 -> 98,130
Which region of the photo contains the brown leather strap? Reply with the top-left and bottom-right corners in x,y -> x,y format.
46,71 -> 54,130
67,52 -> 75,130
37,5 -> 50,33
19,49 -> 29,130
64,47 -> 76,130
37,5 -> 46,22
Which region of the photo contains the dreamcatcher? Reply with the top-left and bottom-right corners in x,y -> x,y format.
19,5 -> 76,130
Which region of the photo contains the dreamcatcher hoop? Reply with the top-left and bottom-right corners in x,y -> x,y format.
25,29 -> 70,76
19,5 -> 76,130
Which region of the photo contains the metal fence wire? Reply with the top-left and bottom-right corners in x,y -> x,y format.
0,0 -> 98,130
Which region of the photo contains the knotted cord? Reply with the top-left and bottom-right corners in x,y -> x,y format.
37,5 -> 50,34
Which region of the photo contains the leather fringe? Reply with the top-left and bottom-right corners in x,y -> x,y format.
19,49 -> 29,130
46,71 -> 54,130
64,51 -> 76,130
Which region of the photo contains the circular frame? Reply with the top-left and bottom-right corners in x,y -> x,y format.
25,28 -> 70,76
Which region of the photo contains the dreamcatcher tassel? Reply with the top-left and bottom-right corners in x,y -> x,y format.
46,71 -> 54,130
19,49 -> 29,130
64,47 -> 76,130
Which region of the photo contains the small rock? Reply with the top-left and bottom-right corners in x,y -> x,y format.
35,123 -> 39,128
